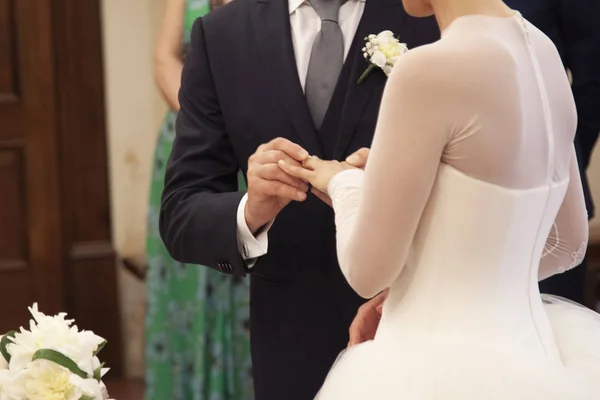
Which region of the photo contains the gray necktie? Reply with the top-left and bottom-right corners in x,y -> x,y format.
305,0 -> 344,129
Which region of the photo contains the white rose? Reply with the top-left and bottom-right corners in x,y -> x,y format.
370,51 -> 387,68
376,30 -> 395,42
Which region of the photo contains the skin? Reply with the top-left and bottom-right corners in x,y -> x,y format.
154,0 -> 186,111
154,0 -> 235,111
244,143 -> 372,233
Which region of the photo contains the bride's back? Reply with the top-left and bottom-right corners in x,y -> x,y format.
372,15 -> 580,352
432,15 -> 577,189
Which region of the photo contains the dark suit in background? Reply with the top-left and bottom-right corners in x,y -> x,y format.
159,0 -> 439,398
506,0 -> 600,303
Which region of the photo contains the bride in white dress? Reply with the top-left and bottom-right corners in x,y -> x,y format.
280,0 -> 600,398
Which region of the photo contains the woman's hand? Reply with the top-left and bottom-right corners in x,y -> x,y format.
278,155 -> 355,194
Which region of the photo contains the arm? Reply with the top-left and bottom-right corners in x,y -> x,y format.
328,54 -> 451,298
539,147 -> 589,281
154,0 -> 186,111
160,18 -> 246,276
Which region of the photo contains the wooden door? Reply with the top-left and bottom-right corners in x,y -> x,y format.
0,0 -> 64,326
0,0 -> 122,375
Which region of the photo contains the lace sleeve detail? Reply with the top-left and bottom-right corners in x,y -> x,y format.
542,225 -> 587,274
538,147 -> 589,281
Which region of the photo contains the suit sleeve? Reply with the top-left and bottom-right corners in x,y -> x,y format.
559,0 -> 600,215
160,17 -> 246,276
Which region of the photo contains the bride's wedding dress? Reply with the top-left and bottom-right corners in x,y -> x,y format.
316,13 -> 600,399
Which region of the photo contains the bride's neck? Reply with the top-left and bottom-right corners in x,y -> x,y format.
430,0 -> 515,33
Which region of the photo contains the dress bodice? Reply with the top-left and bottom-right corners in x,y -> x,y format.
377,164 -> 568,361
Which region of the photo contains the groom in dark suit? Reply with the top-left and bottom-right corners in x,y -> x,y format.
504,0 -> 600,303
159,0 -> 439,398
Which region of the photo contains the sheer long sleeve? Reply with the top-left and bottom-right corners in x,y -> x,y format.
328,50 -> 453,299
538,147 -> 589,281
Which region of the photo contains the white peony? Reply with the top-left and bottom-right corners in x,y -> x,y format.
0,369 -> 17,400
6,304 -> 105,377
9,359 -> 108,400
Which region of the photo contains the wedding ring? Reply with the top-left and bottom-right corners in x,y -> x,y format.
302,155 -> 313,167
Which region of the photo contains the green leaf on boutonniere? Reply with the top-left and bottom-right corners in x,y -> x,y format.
357,64 -> 377,85
93,340 -> 106,357
80,396 -> 95,400
32,349 -> 89,379
93,362 -> 105,381
0,331 -> 16,363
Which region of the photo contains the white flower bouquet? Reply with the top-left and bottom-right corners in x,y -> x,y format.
0,304 -> 113,400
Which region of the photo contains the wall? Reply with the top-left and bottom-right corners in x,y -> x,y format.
101,0 -> 166,378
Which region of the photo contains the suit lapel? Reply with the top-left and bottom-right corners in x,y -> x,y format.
333,0 -> 406,159
251,0 -> 324,157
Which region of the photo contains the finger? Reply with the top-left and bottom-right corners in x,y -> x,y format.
348,311 -> 364,346
254,149 -> 304,168
256,164 -> 309,191
264,138 -> 309,162
348,327 -> 361,347
376,304 -> 383,314
254,179 -> 307,202
278,160 -> 315,181
301,155 -> 323,170
346,147 -> 369,168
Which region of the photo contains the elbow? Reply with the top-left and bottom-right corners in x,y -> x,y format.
153,54 -> 167,88
352,281 -> 384,299
158,197 -> 186,263
343,258 -> 394,299
338,240 -> 401,299
158,206 -> 178,261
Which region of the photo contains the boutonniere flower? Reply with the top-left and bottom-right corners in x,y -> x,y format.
358,31 -> 408,84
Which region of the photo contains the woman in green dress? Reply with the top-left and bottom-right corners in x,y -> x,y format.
145,1 -> 253,399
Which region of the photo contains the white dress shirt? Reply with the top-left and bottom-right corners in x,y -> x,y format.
236,0 -> 366,263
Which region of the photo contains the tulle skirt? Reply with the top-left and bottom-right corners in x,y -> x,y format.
315,295 -> 600,399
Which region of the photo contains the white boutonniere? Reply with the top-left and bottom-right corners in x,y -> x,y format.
358,31 -> 408,84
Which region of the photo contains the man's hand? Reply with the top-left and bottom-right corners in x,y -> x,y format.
245,138 -> 310,234
348,289 -> 388,348
310,147 -> 371,207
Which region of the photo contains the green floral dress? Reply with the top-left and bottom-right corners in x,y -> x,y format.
145,1 -> 253,399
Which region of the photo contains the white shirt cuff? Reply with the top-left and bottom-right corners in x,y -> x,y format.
236,193 -> 273,267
